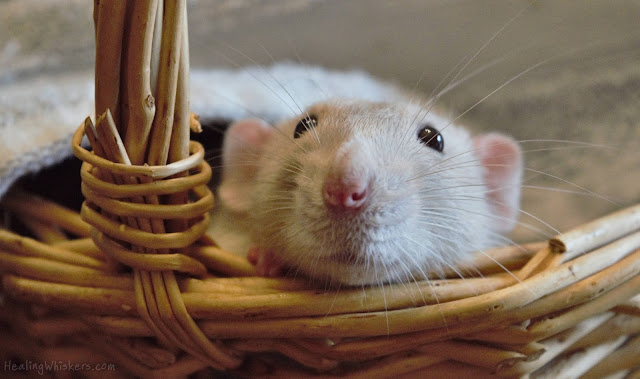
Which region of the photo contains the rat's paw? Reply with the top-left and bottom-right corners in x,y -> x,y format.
247,247 -> 286,277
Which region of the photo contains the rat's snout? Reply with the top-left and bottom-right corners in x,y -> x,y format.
322,141 -> 372,212
323,174 -> 369,211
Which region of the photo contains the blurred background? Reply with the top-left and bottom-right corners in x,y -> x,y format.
2,0 -> 639,242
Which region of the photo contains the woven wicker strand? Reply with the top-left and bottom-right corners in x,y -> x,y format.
78,115 -> 241,369
1,0 -> 639,375
77,0 -> 243,370
2,187 -> 640,376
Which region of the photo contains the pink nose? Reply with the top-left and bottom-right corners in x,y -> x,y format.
323,176 -> 369,211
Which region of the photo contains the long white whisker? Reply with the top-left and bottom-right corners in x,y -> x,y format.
255,42 -> 321,146
409,0 -> 538,149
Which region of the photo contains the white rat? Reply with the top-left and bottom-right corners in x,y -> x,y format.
212,98 -> 523,286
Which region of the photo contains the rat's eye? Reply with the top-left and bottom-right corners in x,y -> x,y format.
418,124 -> 444,152
294,115 -> 318,138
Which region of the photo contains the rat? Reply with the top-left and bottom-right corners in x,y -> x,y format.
210,98 -> 523,286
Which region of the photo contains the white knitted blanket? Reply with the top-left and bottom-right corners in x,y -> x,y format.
0,63 -> 405,199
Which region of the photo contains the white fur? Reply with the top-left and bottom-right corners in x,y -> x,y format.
216,99 -> 522,285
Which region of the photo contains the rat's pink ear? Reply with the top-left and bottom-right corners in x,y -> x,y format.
218,118 -> 274,213
473,133 -> 523,232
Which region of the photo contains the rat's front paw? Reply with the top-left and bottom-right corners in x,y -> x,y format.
247,247 -> 286,277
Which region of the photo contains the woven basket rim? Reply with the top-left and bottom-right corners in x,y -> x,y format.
72,123 -> 204,179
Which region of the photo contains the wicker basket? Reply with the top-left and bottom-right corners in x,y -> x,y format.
1,1 -> 639,377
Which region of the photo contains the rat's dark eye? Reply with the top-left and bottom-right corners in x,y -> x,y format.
418,124 -> 444,152
294,115 -> 318,138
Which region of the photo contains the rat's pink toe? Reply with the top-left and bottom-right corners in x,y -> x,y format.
247,247 -> 286,277
247,246 -> 261,265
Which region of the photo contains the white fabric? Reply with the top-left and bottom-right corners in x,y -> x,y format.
0,63 -> 406,199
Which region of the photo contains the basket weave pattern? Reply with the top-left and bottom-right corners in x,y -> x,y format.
1,0 -> 639,376
1,184 -> 640,376
75,127 -> 213,277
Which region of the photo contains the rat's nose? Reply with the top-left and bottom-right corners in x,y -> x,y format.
323,174 -> 369,211
322,138 -> 373,211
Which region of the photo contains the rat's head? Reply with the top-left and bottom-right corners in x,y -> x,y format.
219,100 -> 523,286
